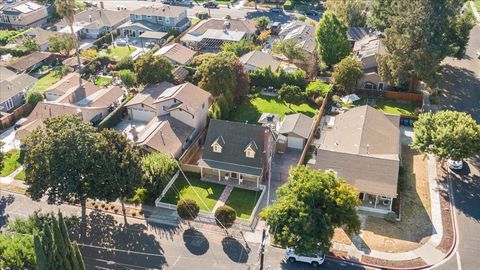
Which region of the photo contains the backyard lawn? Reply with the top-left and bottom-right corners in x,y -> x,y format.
33,71 -> 63,92
161,173 -> 225,211
100,46 -> 136,61
476,0 -> 480,10
225,188 -> 261,220
345,98 -> 419,116
228,95 -> 317,124
95,76 -> 113,87
0,150 -> 24,177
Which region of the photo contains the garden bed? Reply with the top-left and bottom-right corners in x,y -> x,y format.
225,188 -> 261,220
0,150 -> 24,177
228,95 -> 317,124
161,173 -> 225,211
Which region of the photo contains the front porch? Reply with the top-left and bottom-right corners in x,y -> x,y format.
358,192 -> 393,215
200,167 -> 261,191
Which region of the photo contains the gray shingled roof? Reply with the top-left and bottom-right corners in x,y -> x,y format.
278,113 -> 313,139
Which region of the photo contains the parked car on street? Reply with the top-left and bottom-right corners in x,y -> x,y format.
270,7 -> 283,13
305,10 -> 321,17
448,159 -> 463,170
203,1 -> 218,8
285,248 -> 325,267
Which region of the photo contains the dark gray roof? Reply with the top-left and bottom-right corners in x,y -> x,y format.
347,27 -> 374,42
201,120 -> 268,176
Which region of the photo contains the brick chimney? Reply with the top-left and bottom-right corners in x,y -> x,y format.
131,125 -> 139,142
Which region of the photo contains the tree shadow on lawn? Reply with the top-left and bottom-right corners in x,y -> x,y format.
228,97 -> 262,124
361,147 -> 434,245
69,210 -> 167,268
0,194 -> 15,229
183,228 -> 210,256
222,236 -> 250,263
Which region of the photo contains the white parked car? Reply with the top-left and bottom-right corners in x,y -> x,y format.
285,248 -> 325,267
448,159 -> 463,170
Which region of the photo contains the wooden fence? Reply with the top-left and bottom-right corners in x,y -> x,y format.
0,103 -> 33,131
355,89 -> 423,102
179,128 -> 206,164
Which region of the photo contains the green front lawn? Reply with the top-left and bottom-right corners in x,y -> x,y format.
0,150 -> 24,177
95,76 -> 113,87
475,0 -> 480,10
374,99 -> 418,116
161,173 -> 225,211
225,188 -> 261,220
14,170 -> 25,181
100,46 -> 136,61
33,71 -> 63,92
228,95 -> 317,124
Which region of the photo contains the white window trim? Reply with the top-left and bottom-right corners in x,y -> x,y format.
246,149 -> 255,158
213,144 -> 222,153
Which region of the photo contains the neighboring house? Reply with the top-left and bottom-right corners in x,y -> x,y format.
240,50 -> 281,72
124,81 -> 212,158
19,27 -> 61,52
277,113 -> 313,151
181,18 -> 256,52
56,8 -> 129,39
347,27 -> 374,46
119,5 -> 190,38
0,1 -> 49,30
278,21 -> 316,60
16,73 -> 125,140
352,33 -> 389,91
6,51 -> 52,73
198,120 -> 274,189
309,105 -> 400,215
0,66 -> 37,112
154,43 -> 196,65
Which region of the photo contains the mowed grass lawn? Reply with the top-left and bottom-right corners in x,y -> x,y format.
228,95 -> 317,124
101,46 -> 136,61
95,76 -> 113,87
33,71 -> 63,92
161,173 -> 225,211
0,150 -> 24,177
225,188 -> 261,220
374,99 -> 419,116
14,169 -> 25,181
476,0 -> 480,10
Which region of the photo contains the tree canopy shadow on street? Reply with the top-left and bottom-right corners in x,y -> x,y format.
68,210 -> 167,268
221,236 -> 250,263
183,228 -> 210,256
244,10 -> 296,23
0,194 -> 15,229
441,156 -> 480,221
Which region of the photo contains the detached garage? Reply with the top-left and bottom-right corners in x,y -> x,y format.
278,113 -> 314,150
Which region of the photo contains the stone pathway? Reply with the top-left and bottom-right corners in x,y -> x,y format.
212,185 -> 234,213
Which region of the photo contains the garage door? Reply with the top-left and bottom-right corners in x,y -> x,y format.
287,136 -> 304,149
131,108 -> 155,122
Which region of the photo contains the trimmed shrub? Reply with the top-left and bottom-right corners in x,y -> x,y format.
177,199 -> 200,222
214,205 -> 236,229
385,211 -> 397,223
283,0 -> 293,10
26,91 -> 44,106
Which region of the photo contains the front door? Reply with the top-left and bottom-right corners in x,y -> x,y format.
230,172 -> 238,179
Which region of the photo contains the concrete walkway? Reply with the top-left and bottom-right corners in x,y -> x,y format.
332,154 -> 447,265
212,185 -> 234,213
0,166 -> 23,185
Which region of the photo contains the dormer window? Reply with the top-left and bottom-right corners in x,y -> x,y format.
246,149 -> 255,158
213,144 -> 222,153
211,136 -> 225,153
244,141 -> 258,158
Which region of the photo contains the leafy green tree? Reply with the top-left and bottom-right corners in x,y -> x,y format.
221,38 -> 257,57
22,36 -> 40,52
214,205 -> 236,231
332,56 -> 363,92
249,67 -> 306,89
272,39 -> 307,62
326,0 -> 366,27
0,234 -> 35,270
79,49 -> 97,61
48,33 -> 77,57
306,81 -> 332,98
261,166 -> 361,254
55,0 -> 81,75
34,234 -> 48,269
24,115 -> 105,237
411,111 -> 480,161
142,152 -> 178,200
26,91 -> 44,106
278,85 -> 306,108
371,0 -> 475,87
177,199 -> 200,226
116,56 -> 134,70
315,12 -> 351,67
0,141 -> 4,171
119,69 -> 137,88
134,53 -> 173,85
367,0 -> 395,31
98,129 -> 144,225
255,16 -> 271,31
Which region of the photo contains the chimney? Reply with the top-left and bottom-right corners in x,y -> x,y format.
263,129 -> 269,156
131,125 -> 139,142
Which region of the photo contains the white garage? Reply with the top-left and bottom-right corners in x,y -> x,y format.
287,136 -> 305,149
130,107 -> 155,122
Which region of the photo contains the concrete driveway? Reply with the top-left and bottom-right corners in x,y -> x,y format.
0,126 -> 20,153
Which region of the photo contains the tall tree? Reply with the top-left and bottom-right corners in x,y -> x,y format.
134,53 -> 173,85
221,38 -> 257,57
176,199 -> 200,226
370,0 -> 475,87
0,141 -> 4,171
332,56 -> 363,92
315,12 -> 351,67
278,85 -> 306,109
255,16 -> 271,31
411,111 -> 480,161
55,0 -> 81,85
272,39 -> 307,63
214,205 -> 236,232
261,166 -> 361,254
326,0 -> 367,27
141,152 -> 178,199
24,115 -> 104,237
48,34 -> 77,56
22,36 -> 40,52
99,129 -> 144,225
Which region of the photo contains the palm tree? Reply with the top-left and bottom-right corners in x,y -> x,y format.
55,0 -> 82,85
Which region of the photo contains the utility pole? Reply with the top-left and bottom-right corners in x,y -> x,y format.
259,228 -> 267,270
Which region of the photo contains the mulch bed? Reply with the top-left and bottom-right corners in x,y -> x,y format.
435,164 -> 455,254
361,256 -> 427,268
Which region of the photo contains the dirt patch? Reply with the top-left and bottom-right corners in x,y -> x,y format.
436,164 -> 454,254
361,147 -> 433,252
332,228 -> 353,245
361,256 -> 427,268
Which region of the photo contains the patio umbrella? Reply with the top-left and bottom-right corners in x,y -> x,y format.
341,94 -> 361,104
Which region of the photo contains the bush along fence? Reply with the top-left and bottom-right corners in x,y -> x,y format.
96,95 -> 132,130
